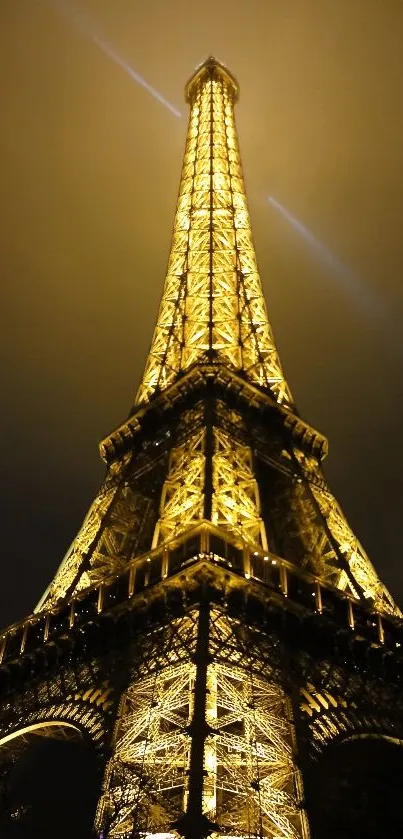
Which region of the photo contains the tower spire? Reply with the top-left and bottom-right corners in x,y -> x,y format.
135,57 -> 294,408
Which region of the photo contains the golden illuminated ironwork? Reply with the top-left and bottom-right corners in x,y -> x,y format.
95,612 -> 306,839
38,56 -> 398,622
152,403 -> 267,551
37,451 -> 160,609
135,58 -> 293,409
1,56 -> 402,839
152,410 -> 206,547
293,448 -> 397,614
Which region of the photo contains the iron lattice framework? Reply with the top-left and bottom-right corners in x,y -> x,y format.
1,57 -> 402,839
96,610 -> 307,839
135,59 -> 294,408
38,57 -> 397,619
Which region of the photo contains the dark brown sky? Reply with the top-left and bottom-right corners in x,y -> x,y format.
1,0 -> 403,627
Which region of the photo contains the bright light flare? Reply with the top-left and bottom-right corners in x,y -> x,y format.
41,0 -> 181,117
268,196 -> 381,317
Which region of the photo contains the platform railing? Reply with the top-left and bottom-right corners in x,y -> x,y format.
0,523 -> 402,666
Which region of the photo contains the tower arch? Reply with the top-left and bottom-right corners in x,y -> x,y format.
0,719 -> 100,838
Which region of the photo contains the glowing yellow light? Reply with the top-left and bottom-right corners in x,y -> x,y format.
135,64 -> 293,409
33,59 -> 399,839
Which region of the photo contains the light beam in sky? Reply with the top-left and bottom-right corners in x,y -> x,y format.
41,0 -> 181,117
268,196 -> 382,317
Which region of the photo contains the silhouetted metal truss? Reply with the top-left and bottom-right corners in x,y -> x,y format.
1,57 -> 402,839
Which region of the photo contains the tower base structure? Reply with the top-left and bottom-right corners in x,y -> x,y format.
1,524 -> 403,837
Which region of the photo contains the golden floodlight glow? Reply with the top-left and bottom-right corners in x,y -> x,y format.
135,58 -> 293,408
39,58 -> 398,622
95,617 -> 307,839
12,57 -> 400,839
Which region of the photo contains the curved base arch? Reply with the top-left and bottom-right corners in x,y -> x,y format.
0,720 -> 100,838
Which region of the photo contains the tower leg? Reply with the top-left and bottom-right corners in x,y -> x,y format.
174,597 -> 219,839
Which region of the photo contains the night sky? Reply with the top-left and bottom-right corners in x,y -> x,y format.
1,0 -> 403,628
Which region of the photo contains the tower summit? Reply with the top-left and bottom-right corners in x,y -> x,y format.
1,59 -> 403,839
136,56 -> 293,408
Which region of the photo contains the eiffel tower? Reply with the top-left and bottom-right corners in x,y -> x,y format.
1,57 -> 403,839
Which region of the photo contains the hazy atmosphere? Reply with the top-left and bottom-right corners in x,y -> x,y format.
1,0 -> 403,626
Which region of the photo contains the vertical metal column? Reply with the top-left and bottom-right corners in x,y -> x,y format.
203,395 -> 214,523
174,596 -> 218,839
